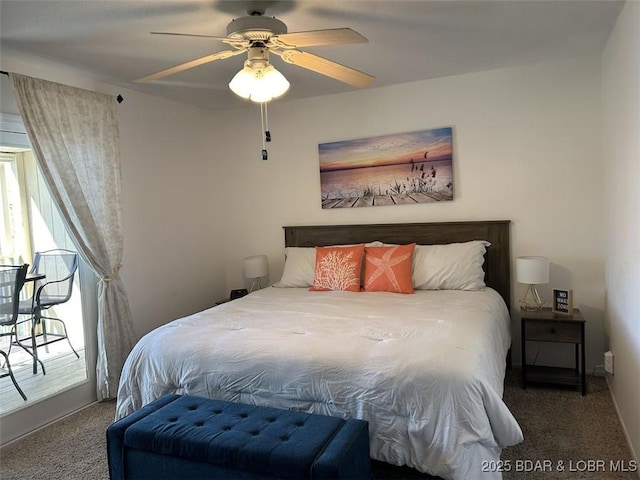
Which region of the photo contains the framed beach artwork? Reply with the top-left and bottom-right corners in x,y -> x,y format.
318,127 -> 454,209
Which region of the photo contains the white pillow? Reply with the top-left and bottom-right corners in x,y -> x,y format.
274,242 -> 384,288
412,240 -> 490,290
273,247 -> 316,288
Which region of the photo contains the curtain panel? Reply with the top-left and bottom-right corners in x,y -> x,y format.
10,73 -> 135,400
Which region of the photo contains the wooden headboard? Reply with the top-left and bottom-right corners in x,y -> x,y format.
283,220 -> 511,310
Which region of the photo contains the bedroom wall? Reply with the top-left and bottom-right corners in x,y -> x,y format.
210,57 -> 606,373
116,87 -> 227,337
0,51 -> 229,339
602,1 -> 640,461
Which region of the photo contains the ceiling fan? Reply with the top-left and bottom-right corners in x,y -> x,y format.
134,5 -> 375,101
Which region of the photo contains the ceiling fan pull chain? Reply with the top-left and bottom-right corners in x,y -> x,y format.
264,102 -> 271,143
260,102 -> 268,160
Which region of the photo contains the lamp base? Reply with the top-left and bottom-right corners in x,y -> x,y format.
520,304 -> 545,312
249,278 -> 264,293
519,284 -> 545,311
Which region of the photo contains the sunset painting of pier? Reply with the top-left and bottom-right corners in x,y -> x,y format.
319,127 -> 454,209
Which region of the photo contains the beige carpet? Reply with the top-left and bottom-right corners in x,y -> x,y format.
0,371 -> 636,480
500,373 -> 636,480
0,400 -> 115,480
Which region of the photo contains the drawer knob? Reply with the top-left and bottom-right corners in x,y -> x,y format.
550,328 -> 556,334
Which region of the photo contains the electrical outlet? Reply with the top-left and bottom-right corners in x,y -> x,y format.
604,351 -> 614,375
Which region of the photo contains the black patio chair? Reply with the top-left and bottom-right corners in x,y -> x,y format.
16,249 -> 80,374
0,264 -> 29,400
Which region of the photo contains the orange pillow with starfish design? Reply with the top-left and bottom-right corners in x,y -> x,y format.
363,243 -> 416,294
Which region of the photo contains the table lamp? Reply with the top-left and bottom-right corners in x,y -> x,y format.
243,255 -> 269,292
516,256 -> 549,311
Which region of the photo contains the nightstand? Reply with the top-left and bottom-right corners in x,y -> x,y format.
521,307 -> 586,395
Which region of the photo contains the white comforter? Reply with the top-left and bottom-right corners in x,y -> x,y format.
116,287 -> 523,480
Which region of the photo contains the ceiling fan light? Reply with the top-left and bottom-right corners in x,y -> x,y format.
229,63 -> 290,103
248,89 -> 273,103
228,66 -> 255,99
260,65 -> 290,98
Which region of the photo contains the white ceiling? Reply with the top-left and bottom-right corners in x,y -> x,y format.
0,0 -> 624,111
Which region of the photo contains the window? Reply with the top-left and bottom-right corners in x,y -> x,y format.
0,151 -> 31,264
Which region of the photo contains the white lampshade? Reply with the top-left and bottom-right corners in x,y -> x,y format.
243,255 -> 269,279
228,66 -> 254,99
229,63 -> 290,103
516,256 -> 549,284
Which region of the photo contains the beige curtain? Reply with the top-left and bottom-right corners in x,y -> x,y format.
10,73 -> 135,400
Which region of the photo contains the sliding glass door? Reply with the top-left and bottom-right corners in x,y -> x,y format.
0,114 -> 97,444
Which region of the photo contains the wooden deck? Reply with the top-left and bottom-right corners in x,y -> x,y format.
322,192 -> 453,209
0,345 -> 87,416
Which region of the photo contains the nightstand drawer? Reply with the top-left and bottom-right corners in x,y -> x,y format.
525,320 -> 581,343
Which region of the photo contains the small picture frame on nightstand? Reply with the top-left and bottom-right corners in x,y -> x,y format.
552,288 -> 574,315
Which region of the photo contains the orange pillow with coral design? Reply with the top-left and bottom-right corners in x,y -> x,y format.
309,244 -> 365,292
363,244 -> 416,293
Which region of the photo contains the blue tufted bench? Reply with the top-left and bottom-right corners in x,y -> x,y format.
107,394 -> 371,479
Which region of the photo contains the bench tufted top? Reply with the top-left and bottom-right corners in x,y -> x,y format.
123,394 -> 351,478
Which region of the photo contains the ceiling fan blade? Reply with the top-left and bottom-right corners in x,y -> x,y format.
150,31 -> 230,41
273,28 -> 367,48
134,49 -> 245,84
276,50 -> 374,88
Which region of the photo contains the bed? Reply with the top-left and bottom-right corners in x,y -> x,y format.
116,221 -> 523,480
